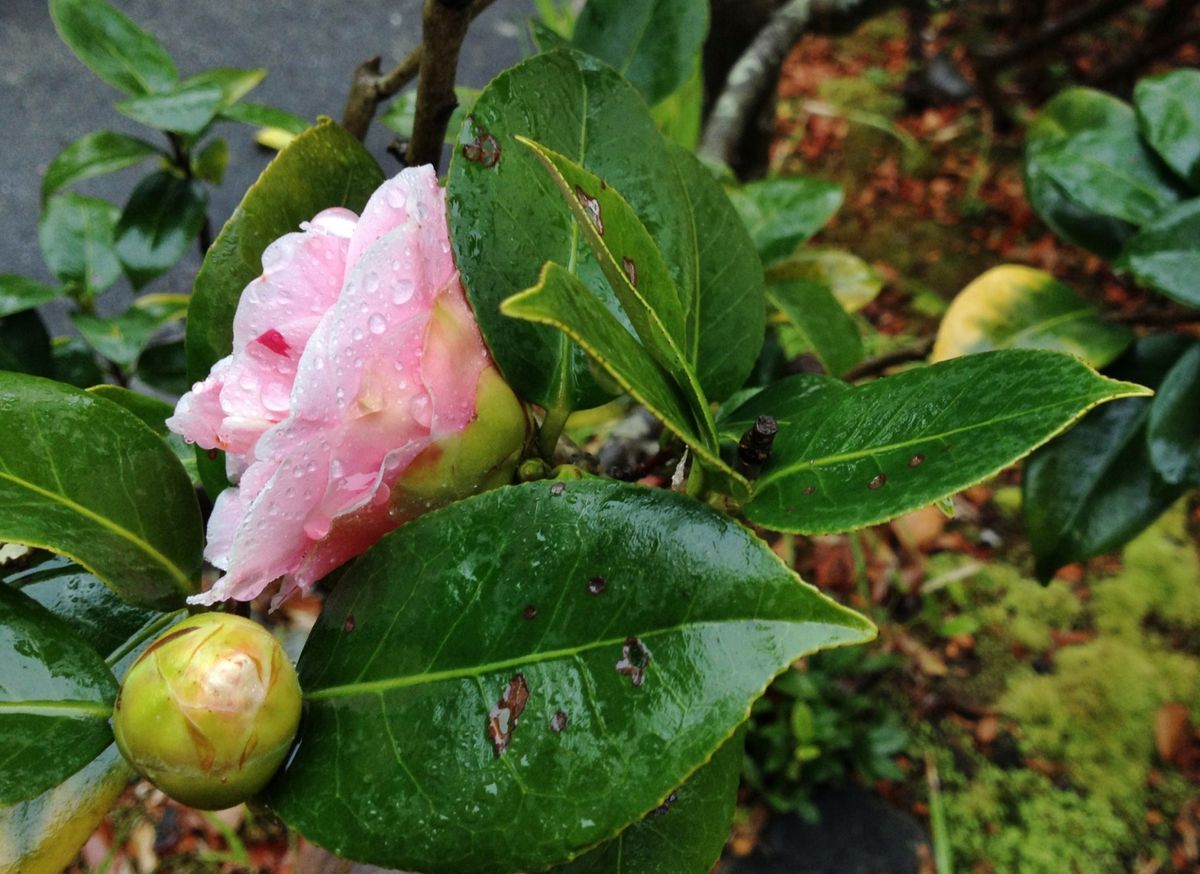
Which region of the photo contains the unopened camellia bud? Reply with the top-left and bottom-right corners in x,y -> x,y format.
113,613 -> 302,810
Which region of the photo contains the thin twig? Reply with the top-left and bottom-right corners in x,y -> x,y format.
843,336 -> 934,382
341,0 -> 496,143
407,0 -> 474,169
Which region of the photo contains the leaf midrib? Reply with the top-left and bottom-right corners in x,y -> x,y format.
0,468 -> 191,590
303,617 -> 838,702
757,388 -> 1136,487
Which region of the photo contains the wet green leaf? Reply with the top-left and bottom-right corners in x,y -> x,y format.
0,743 -> 130,874
552,731 -> 744,874
650,60 -> 702,150
49,0 -> 178,96
503,263 -> 727,475
1119,198 -> 1200,308
744,350 -> 1148,534
1146,341 -> 1200,486
185,67 -> 266,107
1025,88 -> 1142,259
0,276 -> 59,319
0,311 -> 53,378
72,293 -> 189,369
1135,69 -> 1200,189
186,119 -> 383,382
716,373 -> 848,443
88,385 -> 201,487
4,555 -> 158,662
0,373 -> 202,608
767,248 -> 881,313
41,131 -> 163,204
447,50 -> 699,411
38,194 -> 122,298
932,265 -> 1132,368
571,0 -> 708,105
1023,336 -> 1192,581
729,177 -> 844,266
266,480 -> 872,873
115,81 -> 226,136
0,584 -> 117,805
769,280 -> 863,377
115,171 -> 208,289
667,142 -> 765,403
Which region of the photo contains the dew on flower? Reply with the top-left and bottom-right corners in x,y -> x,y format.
392,279 -> 415,304
368,313 -> 387,335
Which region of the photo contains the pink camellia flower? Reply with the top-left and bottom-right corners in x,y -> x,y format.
169,166 -> 528,607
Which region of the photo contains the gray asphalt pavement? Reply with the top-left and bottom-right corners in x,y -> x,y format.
0,0 -> 534,330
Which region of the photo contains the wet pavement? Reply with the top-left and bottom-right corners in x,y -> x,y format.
0,0 -> 533,330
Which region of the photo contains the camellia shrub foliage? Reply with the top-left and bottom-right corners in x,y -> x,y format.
0,1 -> 1154,872
935,69 -> 1200,581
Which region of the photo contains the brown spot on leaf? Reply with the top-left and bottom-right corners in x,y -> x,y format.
486,674 -> 530,757
343,614 -> 356,633
550,481 -> 566,496
868,474 -> 887,490
207,448 -> 220,460
575,185 -> 604,234
550,710 -> 569,733
909,454 -> 926,468
587,576 -> 607,595
522,604 -> 538,621
802,486 -> 816,495
622,256 -> 637,288
461,123 -> 500,168
616,636 -> 651,687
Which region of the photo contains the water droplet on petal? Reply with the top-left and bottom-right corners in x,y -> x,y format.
368,313 -> 387,335
391,279 -> 415,305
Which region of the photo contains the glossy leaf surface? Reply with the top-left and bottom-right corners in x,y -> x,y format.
932,265 -> 1131,367
218,101 -> 309,135
89,385 -> 202,486
667,142 -> 765,402
1119,199 -> 1200,308
729,177 -> 844,265
0,584 -> 117,805
448,50 -> 697,411
744,350 -> 1148,534
1023,337 -> 1192,580
49,0 -> 178,96
0,744 -> 130,874
1028,87 -> 1183,226
115,81 -> 226,136
1147,341 -> 1200,486
1025,88 -> 1140,258
571,0 -> 708,105
767,248 -> 882,313
267,480 -> 873,873
717,374 -> 848,443
115,172 -> 209,289
37,194 -> 122,297
49,337 -> 104,388
4,555 -> 158,661
770,279 -> 863,377
1134,69 -> 1200,188
0,373 -> 201,608
186,119 -> 383,381
503,263 -> 725,470
553,731 -> 743,873
42,131 -> 162,204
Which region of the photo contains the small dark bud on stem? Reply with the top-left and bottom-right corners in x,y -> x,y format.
736,415 -> 778,478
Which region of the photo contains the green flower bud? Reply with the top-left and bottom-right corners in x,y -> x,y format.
112,613 -> 302,810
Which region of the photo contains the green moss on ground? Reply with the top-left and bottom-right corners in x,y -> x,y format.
924,503 -> 1200,873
